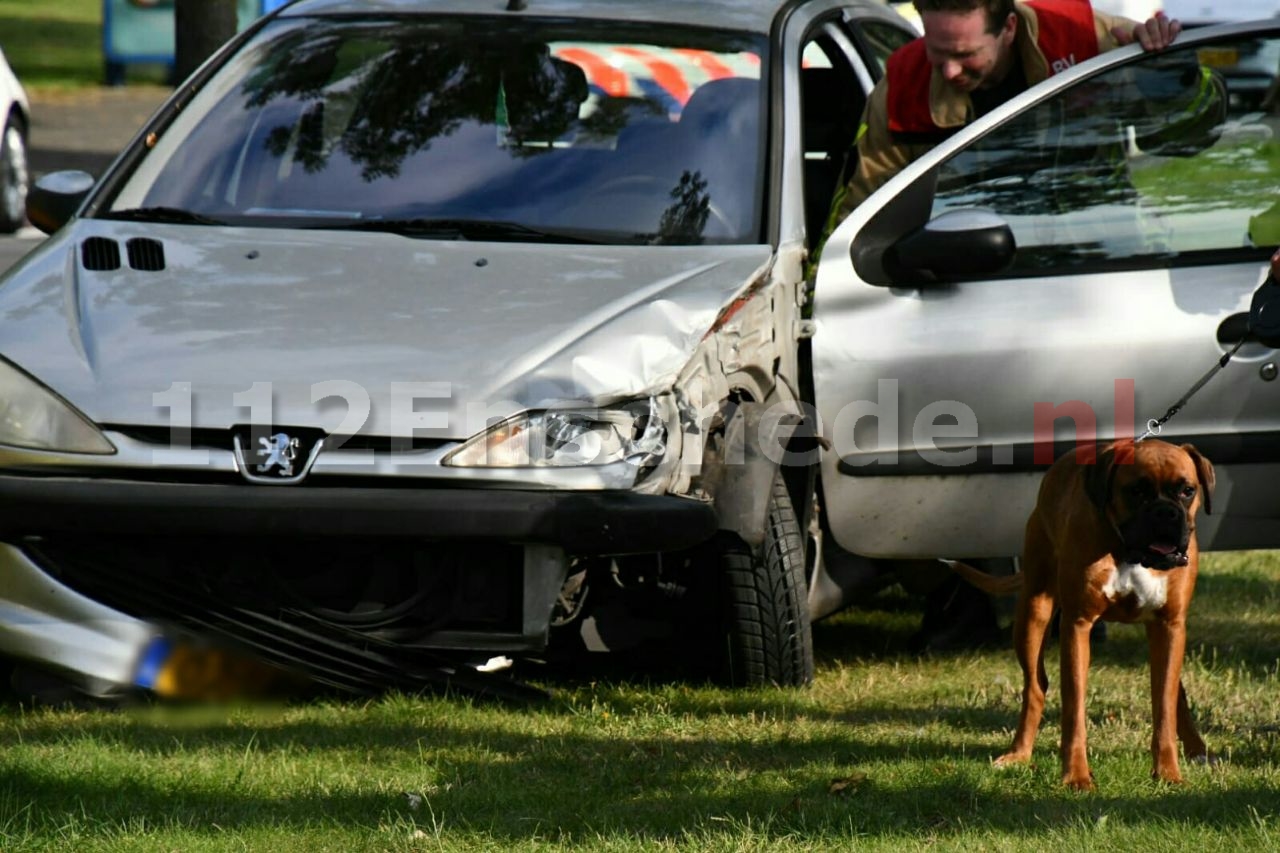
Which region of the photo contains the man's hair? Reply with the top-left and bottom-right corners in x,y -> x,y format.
913,0 -> 1017,35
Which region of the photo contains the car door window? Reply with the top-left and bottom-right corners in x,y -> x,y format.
852,20 -> 917,77
801,31 -> 865,245
930,29 -> 1280,275
800,17 -> 915,247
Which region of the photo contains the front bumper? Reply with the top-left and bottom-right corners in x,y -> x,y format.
0,476 -> 718,696
0,475 -> 718,554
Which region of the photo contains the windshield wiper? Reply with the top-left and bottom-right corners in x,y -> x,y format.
318,217 -> 597,244
102,207 -> 227,226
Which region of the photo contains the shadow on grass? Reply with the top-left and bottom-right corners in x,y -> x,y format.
1185,566 -> 1280,675
2,708 -> 1279,843
3,559 -> 1277,843
1,598 -> 1277,842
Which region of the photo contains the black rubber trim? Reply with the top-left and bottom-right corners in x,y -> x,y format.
837,432 -> 1280,477
0,476 -> 717,554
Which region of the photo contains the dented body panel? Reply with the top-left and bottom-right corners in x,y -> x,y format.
0,0 -> 920,696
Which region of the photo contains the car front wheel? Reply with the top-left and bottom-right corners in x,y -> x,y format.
0,115 -> 28,234
719,474 -> 814,687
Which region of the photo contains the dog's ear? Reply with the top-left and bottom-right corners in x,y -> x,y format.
1084,442 -> 1121,512
1180,443 -> 1215,515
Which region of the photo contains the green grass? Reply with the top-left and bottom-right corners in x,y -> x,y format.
0,0 -> 169,91
0,0 -> 106,90
2,551 -> 1280,850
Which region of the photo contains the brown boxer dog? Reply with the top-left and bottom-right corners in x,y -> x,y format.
948,439 -> 1214,791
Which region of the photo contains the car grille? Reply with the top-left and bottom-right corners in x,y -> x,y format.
107,425 -> 454,455
28,536 -> 545,699
81,237 -> 121,271
125,237 -> 166,271
78,236 -> 166,272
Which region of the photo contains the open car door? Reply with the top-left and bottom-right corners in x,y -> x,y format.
814,20 -> 1280,559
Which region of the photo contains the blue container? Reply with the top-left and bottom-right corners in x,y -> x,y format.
103,0 -> 284,85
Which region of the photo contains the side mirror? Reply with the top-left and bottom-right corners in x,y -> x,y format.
884,209 -> 1015,283
1249,249 -> 1280,348
26,170 -> 95,235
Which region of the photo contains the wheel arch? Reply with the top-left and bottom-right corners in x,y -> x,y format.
704,394 -> 817,553
7,101 -> 28,136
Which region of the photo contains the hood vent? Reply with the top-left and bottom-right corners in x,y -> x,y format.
127,237 -> 166,271
81,237 -> 121,271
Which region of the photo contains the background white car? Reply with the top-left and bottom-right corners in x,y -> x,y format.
0,47 -> 29,233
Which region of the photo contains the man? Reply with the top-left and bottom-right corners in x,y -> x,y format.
830,0 -> 1181,221
825,0 -> 1180,652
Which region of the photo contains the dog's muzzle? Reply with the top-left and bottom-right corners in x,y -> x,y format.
1117,500 -> 1191,569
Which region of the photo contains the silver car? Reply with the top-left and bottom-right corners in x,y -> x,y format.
0,47 -> 29,233
4,1 -> 1279,700
814,18 -> 1280,566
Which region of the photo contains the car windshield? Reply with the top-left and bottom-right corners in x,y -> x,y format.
105,16 -> 768,245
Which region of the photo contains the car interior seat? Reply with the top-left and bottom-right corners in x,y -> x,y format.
801,66 -> 864,248
677,76 -> 762,141
675,77 -> 764,237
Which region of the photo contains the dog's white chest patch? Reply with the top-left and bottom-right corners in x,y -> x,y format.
1102,562 -> 1168,615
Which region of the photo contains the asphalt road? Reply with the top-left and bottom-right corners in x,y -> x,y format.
0,227 -> 44,274
0,85 -> 171,275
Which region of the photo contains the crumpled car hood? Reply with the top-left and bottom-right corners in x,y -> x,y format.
0,223 -> 770,437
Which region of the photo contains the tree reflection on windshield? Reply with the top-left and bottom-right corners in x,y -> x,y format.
247,30 -> 588,180
119,18 -> 766,245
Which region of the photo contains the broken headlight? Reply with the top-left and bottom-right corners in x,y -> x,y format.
444,398 -> 666,468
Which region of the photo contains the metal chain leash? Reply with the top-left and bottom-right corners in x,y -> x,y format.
1136,337 -> 1246,442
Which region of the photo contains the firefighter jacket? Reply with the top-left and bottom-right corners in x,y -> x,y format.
831,0 -> 1138,220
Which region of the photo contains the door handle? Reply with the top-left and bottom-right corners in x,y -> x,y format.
1216,312 -> 1250,346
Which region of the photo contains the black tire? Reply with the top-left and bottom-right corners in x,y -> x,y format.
720,474 -> 814,687
0,115 -> 27,234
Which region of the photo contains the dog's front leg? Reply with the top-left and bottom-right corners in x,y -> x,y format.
1058,613 -> 1096,791
1146,617 -> 1189,783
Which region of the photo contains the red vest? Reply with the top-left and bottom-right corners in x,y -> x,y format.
886,0 -> 1099,140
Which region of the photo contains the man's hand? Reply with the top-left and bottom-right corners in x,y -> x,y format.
1112,11 -> 1182,51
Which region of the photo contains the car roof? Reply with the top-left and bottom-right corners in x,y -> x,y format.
277,0 -> 882,34
1160,1 -> 1280,24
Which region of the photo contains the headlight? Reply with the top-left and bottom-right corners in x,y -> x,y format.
444,398 -> 666,468
0,359 -> 116,454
